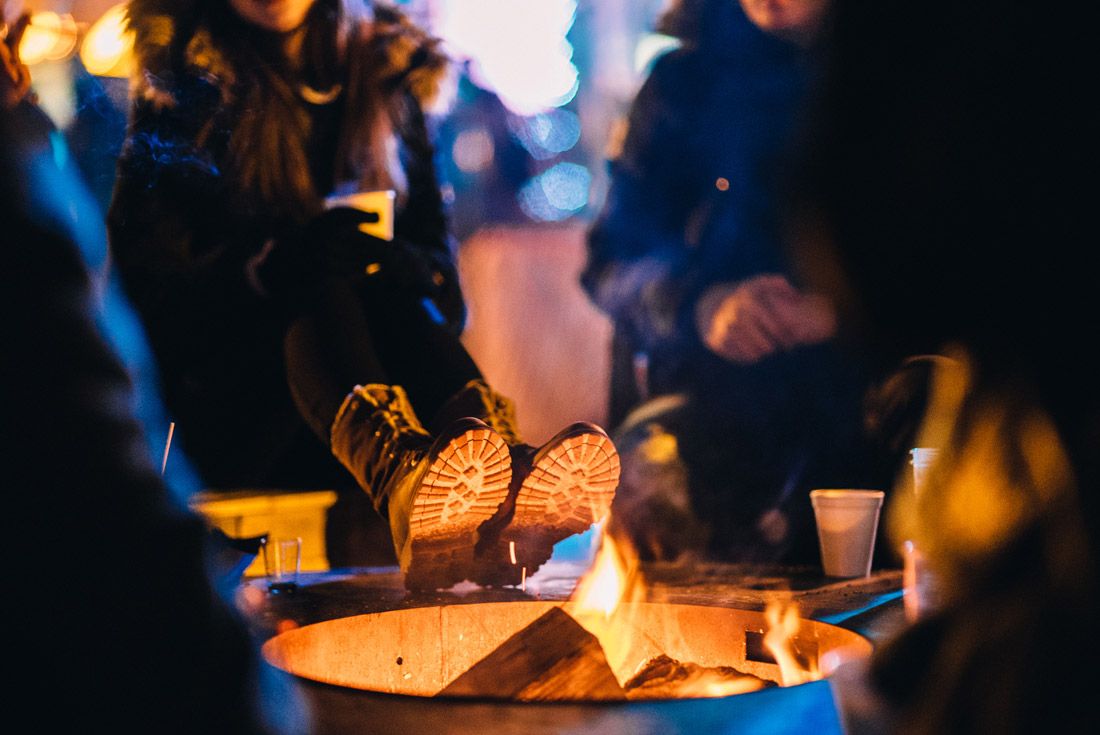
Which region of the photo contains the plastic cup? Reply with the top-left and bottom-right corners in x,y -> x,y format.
263,536 -> 302,593
904,448 -> 943,619
324,190 -> 396,241
909,447 -> 941,496
810,490 -> 885,578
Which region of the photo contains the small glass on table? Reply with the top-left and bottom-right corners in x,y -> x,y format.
262,536 -> 302,594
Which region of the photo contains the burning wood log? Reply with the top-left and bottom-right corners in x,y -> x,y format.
622,654 -> 773,700
439,607 -> 626,701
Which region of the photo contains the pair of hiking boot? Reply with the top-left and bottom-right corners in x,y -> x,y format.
330,380 -> 620,591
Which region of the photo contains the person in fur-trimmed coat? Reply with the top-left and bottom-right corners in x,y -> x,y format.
109,0 -> 619,590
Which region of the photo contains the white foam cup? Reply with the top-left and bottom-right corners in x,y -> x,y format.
324,190 -> 396,241
810,489 -> 885,578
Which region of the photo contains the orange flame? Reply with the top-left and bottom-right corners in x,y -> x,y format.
763,599 -> 821,687
570,521 -> 643,619
566,519 -> 651,680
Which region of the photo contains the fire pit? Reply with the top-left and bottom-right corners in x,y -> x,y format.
253,528 -> 899,733
261,599 -> 870,732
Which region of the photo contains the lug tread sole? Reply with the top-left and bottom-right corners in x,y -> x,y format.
404,427 -> 511,591
503,429 -> 620,573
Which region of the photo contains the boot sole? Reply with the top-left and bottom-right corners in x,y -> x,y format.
498,424 -> 620,581
404,423 -> 512,591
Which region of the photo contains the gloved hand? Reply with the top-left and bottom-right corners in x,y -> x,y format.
249,206 -> 460,321
249,207 -> 384,301
366,241 -> 467,332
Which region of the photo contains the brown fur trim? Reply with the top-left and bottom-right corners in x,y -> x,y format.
125,0 -> 454,114
358,3 -> 455,114
405,44 -> 457,115
125,0 -> 203,108
184,28 -> 236,104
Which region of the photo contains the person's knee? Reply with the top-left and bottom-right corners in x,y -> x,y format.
284,318 -> 346,441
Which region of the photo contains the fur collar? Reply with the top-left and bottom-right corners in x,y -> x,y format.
124,0 -> 454,113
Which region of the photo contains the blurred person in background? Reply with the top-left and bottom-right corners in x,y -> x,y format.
108,0 -> 619,591
2,5 -> 307,730
793,0 -> 1099,731
583,0 -> 909,565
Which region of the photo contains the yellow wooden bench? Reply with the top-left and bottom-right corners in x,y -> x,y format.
191,488 -> 338,577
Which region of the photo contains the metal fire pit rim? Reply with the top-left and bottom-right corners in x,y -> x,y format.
262,599 -> 872,704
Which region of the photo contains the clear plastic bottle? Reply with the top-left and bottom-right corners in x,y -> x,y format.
903,448 -> 941,621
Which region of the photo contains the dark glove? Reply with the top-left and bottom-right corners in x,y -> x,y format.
252,207 -> 463,326
368,236 -> 446,298
308,209 -> 460,309
250,207 -> 391,310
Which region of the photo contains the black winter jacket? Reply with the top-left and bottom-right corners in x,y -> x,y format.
582,2 -> 886,561
108,1 -> 460,489
584,2 -> 824,412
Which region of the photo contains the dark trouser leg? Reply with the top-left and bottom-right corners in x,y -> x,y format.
283,286 -> 398,567
284,278 -> 482,441
281,326 -> 366,442
283,279 -> 513,590
352,280 -> 482,422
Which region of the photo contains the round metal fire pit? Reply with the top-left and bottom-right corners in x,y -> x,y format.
262,600 -> 870,734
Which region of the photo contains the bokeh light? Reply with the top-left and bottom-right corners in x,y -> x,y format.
436,0 -> 580,115
508,109 -> 582,161
80,4 -> 133,78
518,162 -> 591,222
452,127 -> 495,173
18,12 -> 80,66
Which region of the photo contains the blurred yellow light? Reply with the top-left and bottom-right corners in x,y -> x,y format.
46,14 -> 80,60
18,12 -> 61,66
80,4 -> 134,78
